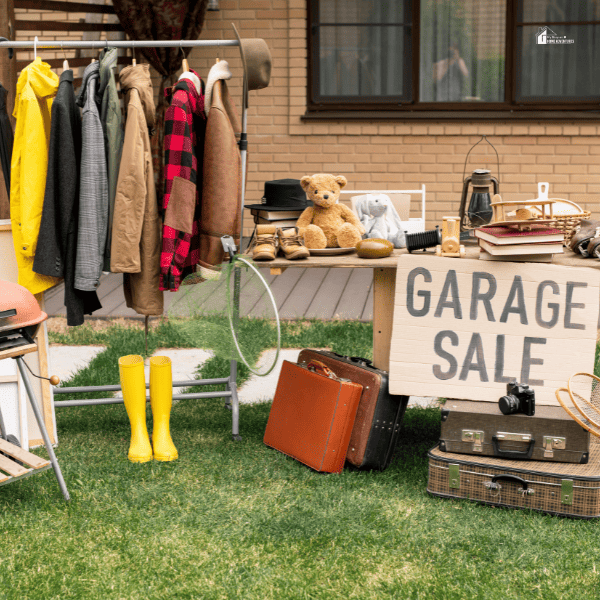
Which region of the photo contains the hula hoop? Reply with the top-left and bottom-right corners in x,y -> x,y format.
225,256 -> 281,376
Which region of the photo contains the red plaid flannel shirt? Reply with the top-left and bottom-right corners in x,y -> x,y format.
160,75 -> 206,291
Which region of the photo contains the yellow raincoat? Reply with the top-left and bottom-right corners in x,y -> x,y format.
10,58 -> 60,294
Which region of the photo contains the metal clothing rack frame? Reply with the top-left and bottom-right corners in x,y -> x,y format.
0,34 -> 251,441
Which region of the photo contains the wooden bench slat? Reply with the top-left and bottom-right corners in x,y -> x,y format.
0,440 -> 50,469
0,453 -> 30,477
15,20 -> 123,32
15,0 -> 116,13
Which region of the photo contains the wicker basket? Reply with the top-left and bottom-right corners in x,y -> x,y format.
546,198 -> 591,246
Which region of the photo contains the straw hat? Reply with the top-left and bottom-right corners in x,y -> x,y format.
231,23 -> 272,103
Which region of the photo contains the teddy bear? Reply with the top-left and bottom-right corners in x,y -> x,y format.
296,174 -> 365,249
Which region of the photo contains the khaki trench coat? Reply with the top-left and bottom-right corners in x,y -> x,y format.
110,64 -> 163,316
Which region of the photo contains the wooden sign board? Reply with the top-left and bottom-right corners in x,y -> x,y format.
389,255 -> 600,406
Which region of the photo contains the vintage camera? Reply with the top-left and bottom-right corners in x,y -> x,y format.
498,382 -> 535,416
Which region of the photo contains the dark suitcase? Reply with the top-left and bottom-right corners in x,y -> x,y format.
263,360 -> 363,473
440,400 -> 590,464
297,349 -> 409,471
427,441 -> 600,519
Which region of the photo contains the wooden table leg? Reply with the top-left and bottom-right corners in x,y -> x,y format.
372,267 -> 396,372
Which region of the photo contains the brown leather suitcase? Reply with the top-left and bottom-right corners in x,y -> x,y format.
297,349 -> 408,471
440,400 -> 590,464
263,360 -> 363,473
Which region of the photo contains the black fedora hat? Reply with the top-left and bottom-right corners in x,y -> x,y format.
245,179 -> 312,211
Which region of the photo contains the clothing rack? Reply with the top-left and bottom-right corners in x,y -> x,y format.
0,36 -> 251,441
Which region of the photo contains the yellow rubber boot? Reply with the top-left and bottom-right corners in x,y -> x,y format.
150,356 -> 178,462
119,355 -> 153,463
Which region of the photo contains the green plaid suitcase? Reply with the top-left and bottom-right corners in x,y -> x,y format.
427,440 -> 600,519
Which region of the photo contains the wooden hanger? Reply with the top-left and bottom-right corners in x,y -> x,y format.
61,43 -> 69,73
180,43 -> 189,72
132,41 -> 136,66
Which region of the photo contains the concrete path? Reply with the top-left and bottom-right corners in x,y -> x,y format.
48,345 -> 438,408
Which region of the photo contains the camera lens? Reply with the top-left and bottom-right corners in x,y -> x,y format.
499,394 -> 521,415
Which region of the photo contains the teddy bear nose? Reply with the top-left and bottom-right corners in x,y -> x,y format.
324,194 -> 329,199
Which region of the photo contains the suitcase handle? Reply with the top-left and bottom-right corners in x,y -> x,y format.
330,352 -> 373,368
490,474 -> 529,491
492,435 -> 535,460
306,360 -> 337,379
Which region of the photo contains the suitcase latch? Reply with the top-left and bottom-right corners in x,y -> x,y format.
561,479 -> 573,505
449,464 -> 460,489
543,436 -> 566,458
461,429 -> 484,452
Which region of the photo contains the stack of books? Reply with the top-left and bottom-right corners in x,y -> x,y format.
250,208 -> 303,228
475,225 -> 565,262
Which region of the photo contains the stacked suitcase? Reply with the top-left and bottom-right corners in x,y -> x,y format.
263,350 -> 409,473
427,398 -> 600,519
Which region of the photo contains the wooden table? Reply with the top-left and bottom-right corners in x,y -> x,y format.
265,247 -> 599,373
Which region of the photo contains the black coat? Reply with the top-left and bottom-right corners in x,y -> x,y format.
0,83 -> 13,217
33,70 -> 102,326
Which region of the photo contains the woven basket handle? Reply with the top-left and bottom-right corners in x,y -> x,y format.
547,197 -> 585,212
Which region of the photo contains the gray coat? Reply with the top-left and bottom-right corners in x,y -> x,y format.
74,62 -> 108,291
98,47 -> 124,272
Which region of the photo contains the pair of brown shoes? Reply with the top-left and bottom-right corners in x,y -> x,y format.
251,225 -> 310,261
569,219 -> 600,258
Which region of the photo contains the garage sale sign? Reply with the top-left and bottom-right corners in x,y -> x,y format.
389,255 -> 600,406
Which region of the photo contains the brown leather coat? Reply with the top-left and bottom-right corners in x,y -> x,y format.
198,79 -> 242,276
110,64 -> 163,316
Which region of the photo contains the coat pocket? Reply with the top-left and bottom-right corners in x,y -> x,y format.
164,176 -> 196,234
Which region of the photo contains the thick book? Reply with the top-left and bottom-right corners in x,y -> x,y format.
475,225 -> 564,245
254,217 -> 299,227
479,238 -> 563,256
479,249 -> 553,263
250,209 -> 303,220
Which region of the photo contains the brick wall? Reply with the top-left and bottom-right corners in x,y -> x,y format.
188,0 -> 600,235
15,0 -> 600,235
14,0 -> 112,64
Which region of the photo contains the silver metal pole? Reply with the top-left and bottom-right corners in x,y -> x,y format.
0,39 -> 239,50
53,378 -> 230,395
16,357 -> 70,501
0,405 -> 7,440
55,390 -> 233,408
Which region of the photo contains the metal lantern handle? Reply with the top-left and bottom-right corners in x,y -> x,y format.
458,174 -> 473,231
491,176 -> 499,195
462,134 -> 500,187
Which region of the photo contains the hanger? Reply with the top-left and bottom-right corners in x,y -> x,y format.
132,40 -> 136,66
61,42 -> 69,73
34,36 -> 38,60
216,40 -> 220,64
180,43 -> 189,72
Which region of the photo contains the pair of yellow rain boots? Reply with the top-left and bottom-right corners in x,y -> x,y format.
118,355 -> 178,463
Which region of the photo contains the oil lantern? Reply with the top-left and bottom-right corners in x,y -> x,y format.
458,135 -> 500,234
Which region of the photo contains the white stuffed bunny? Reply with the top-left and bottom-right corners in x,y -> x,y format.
355,194 -> 407,248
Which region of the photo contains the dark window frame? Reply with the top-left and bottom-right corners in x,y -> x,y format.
304,0 -> 600,121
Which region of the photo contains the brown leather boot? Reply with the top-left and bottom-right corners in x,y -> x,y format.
569,219 -> 600,257
251,225 -> 278,261
277,227 -> 310,260
588,235 -> 600,259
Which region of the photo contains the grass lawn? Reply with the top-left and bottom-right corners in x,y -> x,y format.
1,318 -> 599,600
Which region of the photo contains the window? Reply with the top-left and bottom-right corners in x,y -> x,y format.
306,0 -> 600,119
